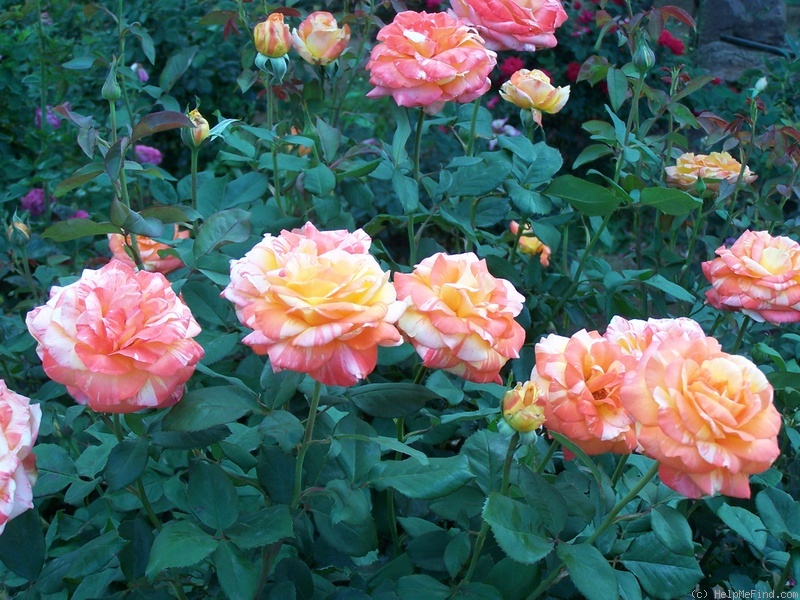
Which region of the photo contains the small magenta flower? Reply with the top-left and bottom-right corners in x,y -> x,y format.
131,62 -> 150,83
134,145 -> 163,166
20,189 -> 46,216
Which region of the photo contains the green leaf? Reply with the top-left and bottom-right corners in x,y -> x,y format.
638,187 -> 701,215
485,557 -> 540,600
131,111 -> 192,141
444,531 -> 471,578
140,205 -> 201,224
0,509 -> 45,580
150,425 -> 231,450
304,164 -> 337,196
226,506 -> 294,549
462,429 -> 508,494
159,46 -> 198,93
41,219 -> 121,242
310,492 -> 378,557
38,531 -> 125,593
482,493 -> 552,564
334,413 -> 381,483
717,504 -> 768,550
213,542 -> 259,600
129,23 -> 155,64
146,520 -> 219,580
220,172 -> 270,209
188,461 -> 239,530
193,208 -> 251,258
449,154 -> 512,197
369,455 -> 474,499
393,171 -> 419,214
347,383 -> 441,418
260,368 -> 302,410
558,543 -> 619,600
546,175 -> 621,216
104,437 -> 149,492
518,470 -> 568,537
54,163 -> 105,197
756,487 -> 800,540
162,386 -> 260,431
617,571 -> 643,600
338,433 -> 429,465
651,506 -> 694,556
34,443 -> 80,496
573,144 -> 614,169
621,532 -> 702,599
392,105 -> 412,166
62,56 -> 98,70
109,197 -> 165,237
397,574 -> 451,600
259,410 -> 304,452
505,181 -> 552,216
643,274 -> 695,302
315,117 -> 341,162
606,67 -> 628,112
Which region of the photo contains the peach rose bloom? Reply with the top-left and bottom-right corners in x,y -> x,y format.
0,381 -> 40,534
509,221 -> 550,266
366,11 -> 497,115
604,315 -> 706,359
222,223 -> 404,387
254,13 -> 292,58
621,331 -> 781,498
449,0 -> 568,52
108,225 -> 189,275
26,260 -> 204,413
533,330 -> 637,455
394,252 -> 525,383
665,151 -> 756,190
502,381 -> 545,433
702,230 -> 800,324
292,11 -> 350,65
500,69 -> 569,126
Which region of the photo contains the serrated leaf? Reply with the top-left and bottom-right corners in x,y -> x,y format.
42,219 -> 121,242
146,521 -> 218,580
558,543 -> 619,600
187,461 -> 239,531
213,542 -> 259,600
651,505 -> 694,556
193,208 -> 251,258
159,46 -> 198,93
347,383 -> 440,418
104,437 -> 149,492
717,504 -> 768,550
639,187 -> 701,215
38,531 -> 125,593
0,509 -> 45,580
482,493 -> 552,564
606,67 -> 628,112
643,274 -> 694,302
369,455 -> 474,499
162,386 -> 260,431
546,175 -> 621,216
226,506 -> 294,549
621,532 -> 702,599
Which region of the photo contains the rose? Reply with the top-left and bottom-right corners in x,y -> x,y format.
500,69 -> 569,125
701,230 -> 800,324
509,221 -> 550,266
657,29 -> 685,56
131,62 -> 149,83
394,252 -> 525,383
449,0 -> 568,52
533,330 -> 637,455
222,222 -> 404,387
621,330 -> 781,498
254,13 -> 292,58
603,315 -> 706,359
133,144 -> 163,166
21,188 -> 46,216
108,225 -> 189,275
182,109 -> 210,148
292,11 -> 351,65
502,381 -> 545,433
366,11 -> 497,115
665,151 -> 756,190
26,260 -> 204,413
0,381 -> 40,534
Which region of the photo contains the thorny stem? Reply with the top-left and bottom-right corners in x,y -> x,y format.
291,381 -> 323,509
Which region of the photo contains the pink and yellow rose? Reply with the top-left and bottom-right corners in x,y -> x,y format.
26,260 -> 204,413
366,11 -> 497,114
702,230 -> 800,324
394,252 -> 525,383
500,69 -> 569,126
292,11 -> 350,65
603,315 -> 706,359
621,330 -> 781,498
502,381 -> 545,433
108,225 -> 189,275
449,0 -> 568,52
665,151 -> 756,190
254,13 -> 293,58
0,381 -> 40,534
509,221 -> 550,266
222,223 -> 404,387
533,329 -> 637,455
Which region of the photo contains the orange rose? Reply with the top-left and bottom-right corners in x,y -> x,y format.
702,230 -> 800,324
394,252 -> 525,383
665,151 -> 756,190
449,0 -> 568,52
533,330 -> 637,455
509,221 -> 550,266
26,260 -> 204,413
500,69 -> 569,126
254,13 -> 292,58
502,381 -> 545,433
366,11 -> 496,115
221,223 -> 404,387
603,315 -> 706,359
621,330 -> 781,498
292,11 -> 350,65
108,225 -> 189,275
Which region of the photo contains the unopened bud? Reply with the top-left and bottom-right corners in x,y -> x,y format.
755,77 -> 768,93
502,381 -> 545,433
182,109 -> 210,148
7,220 -> 30,247
254,13 -> 292,59
102,65 -> 122,102
633,42 -> 655,74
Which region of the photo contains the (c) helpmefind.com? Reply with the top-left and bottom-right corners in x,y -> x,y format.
691,590 -> 800,599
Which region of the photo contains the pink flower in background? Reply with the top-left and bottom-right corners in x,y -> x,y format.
0,381 -> 40,535
499,56 -> 525,81
108,225 -> 189,275
26,260 -> 204,413
292,11 -> 351,65
20,189 -> 46,216
34,105 -> 61,129
134,144 -> 163,166
366,11 -> 497,115
658,29 -> 685,55
533,329 -> 638,456
565,61 -> 581,82
131,62 -> 150,83
450,0 -> 568,52
394,252 -> 525,383
74,210 -> 90,219
489,118 -> 522,150
603,315 -> 705,359
621,329 -> 781,498
222,223 -> 404,387
702,230 -> 800,324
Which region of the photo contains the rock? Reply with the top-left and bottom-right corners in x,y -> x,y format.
698,0 -> 785,47
696,40 -> 769,82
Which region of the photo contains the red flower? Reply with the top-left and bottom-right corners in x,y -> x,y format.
577,9 -> 593,24
499,56 -> 525,80
658,30 -> 685,56
566,61 -> 581,82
